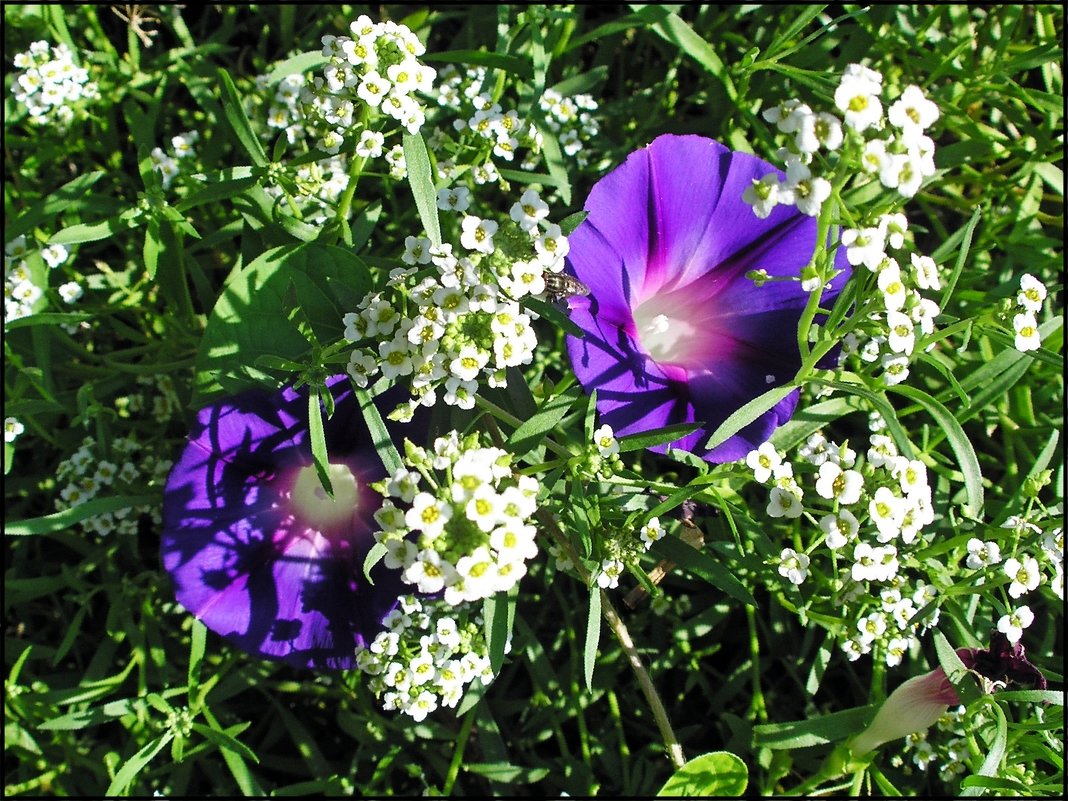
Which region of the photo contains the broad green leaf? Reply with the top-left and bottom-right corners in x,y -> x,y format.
650,533 -> 756,606
402,132 -> 441,248
657,751 -> 749,796
888,384 -> 984,519
217,67 -> 269,167
584,586 -> 601,691
5,494 -> 157,536
192,243 -> 371,405
704,385 -> 797,452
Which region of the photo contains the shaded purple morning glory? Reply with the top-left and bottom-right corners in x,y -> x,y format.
161,376 -> 406,670
565,134 -> 851,463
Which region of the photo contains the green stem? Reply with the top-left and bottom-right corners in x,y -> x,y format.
536,509 -> 687,770
746,604 -> 768,723
441,706 -> 477,795
335,108 -> 373,226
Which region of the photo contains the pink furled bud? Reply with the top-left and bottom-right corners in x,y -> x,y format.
850,648 -> 980,755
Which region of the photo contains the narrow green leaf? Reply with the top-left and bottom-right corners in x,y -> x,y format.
3,171 -> 106,242
188,620 -> 207,694
506,386 -> 581,458
618,422 -> 702,453
402,132 -> 441,247
144,216 -> 161,280
550,66 -> 609,98
657,751 -> 749,797
217,67 -> 269,167
633,5 -> 737,101
704,385 -> 797,452
6,495 -> 157,536
888,384 -> 984,519
355,387 -> 402,476
483,588 -> 516,675
752,704 -> 877,749
558,210 -> 589,236
961,703 -> 1008,796
650,534 -> 756,607
521,296 -> 584,337
308,384 -> 334,498
938,207 -> 980,310
4,312 -> 94,330
190,722 -> 260,764
583,587 -> 601,691
49,211 -> 141,245
534,121 -> 571,205
105,732 -> 174,796
265,50 -> 329,84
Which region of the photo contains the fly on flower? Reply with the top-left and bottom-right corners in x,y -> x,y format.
542,270 -> 590,304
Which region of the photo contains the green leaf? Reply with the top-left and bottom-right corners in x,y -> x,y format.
105,732 -> 174,796
264,50 -> 329,84
3,171 -> 106,242
657,751 -> 749,796
888,384 -> 984,519
5,494 -> 157,536
583,586 -> 601,692
704,385 -> 797,452
753,704 -> 878,749
558,210 -> 589,236
402,132 -> 441,248
483,588 -> 516,675
618,422 -> 702,453
144,216 -> 161,280
938,206 -> 980,310
192,243 -> 371,405
217,67 -> 269,168
649,534 -> 756,607
633,5 -> 737,101
308,384 -> 334,497
188,619 -> 207,696
506,386 -> 581,458
422,50 -> 534,80
961,702 -> 1008,796
534,121 -> 571,205
49,210 -> 141,245
3,312 -> 95,330
355,387 -> 403,477
550,66 -> 609,98
190,722 -> 260,764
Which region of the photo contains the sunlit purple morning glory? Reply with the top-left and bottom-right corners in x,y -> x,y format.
565,134 -> 851,463
161,376 -> 405,670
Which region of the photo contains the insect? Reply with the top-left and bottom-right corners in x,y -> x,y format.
542,271 -> 590,303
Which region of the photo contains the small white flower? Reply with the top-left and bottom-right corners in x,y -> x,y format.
58,281 -> 83,303
460,215 -> 498,254
402,235 -> 433,266
592,423 -> 619,457
820,509 -> 860,549
795,111 -> 843,154
743,173 -> 791,219
640,517 -> 665,548
597,558 -> 625,589
869,486 -> 906,540
509,188 -> 550,231
778,548 -> 810,585
1013,312 -> 1041,352
834,67 -> 883,132
784,161 -> 831,217
40,243 -> 68,268
887,85 -> 940,136
910,253 -> 941,291
1016,274 -> 1047,313
405,492 -> 452,538
880,353 -> 910,386
1003,555 -> 1041,599
876,263 -> 908,310
815,462 -> 864,505
996,605 -> 1034,644
885,311 -> 916,355
965,538 -> 1001,570
841,227 -> 887,272
436,186 -> 471,213
356,71 -> 391,107
762,99 -> 812,133
746,442 -> 782,483
533,223 -> 569,265
767,485 -> 803,519
354,129 -> 385,158
4,417 -> 25,443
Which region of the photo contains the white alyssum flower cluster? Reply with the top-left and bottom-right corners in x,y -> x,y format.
307,15 -> 436,153
430,63 -> 599,186
11,40 -> 99,127
746,62 -> 939,254
54,435 -> 169,536
596,515 -> 666,590
4,235 -> 76,322
149,131 -> 200,190
990,515 -> 1062,643
1010,273 -> 1048,353
355,595 -> 503,720
839,218 -> 942,387
372,432 -> 540,605
748,428 -> 942,666
342,187 -> 568,419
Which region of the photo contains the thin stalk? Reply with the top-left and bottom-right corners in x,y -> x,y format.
474,395 -> 574,460
746,603 -> 768,723
536,509 -> 687,770
441,706 -> 477,795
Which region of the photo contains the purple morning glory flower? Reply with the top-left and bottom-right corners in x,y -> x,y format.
161,376 -> 406,670
565,134 -> 851,463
